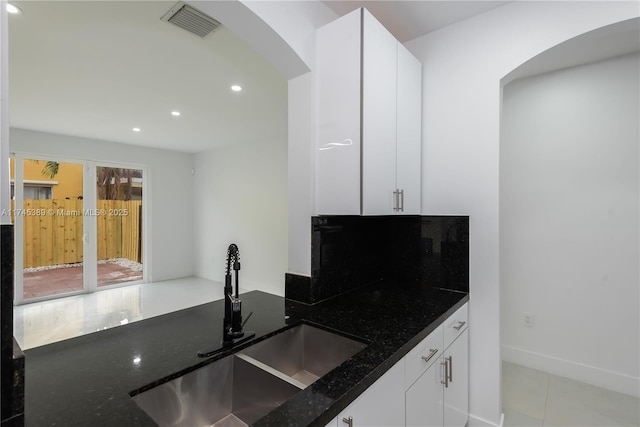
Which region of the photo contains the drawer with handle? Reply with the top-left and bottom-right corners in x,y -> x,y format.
404,325 -> 444,390
444,303 -> 468,349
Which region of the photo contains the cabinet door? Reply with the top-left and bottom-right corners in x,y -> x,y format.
443,330 -> 469,427
361,9 -> 398,215
395,42 -> 422,215
324,417 -> 338,427
338,359 -> 405,427
406,356 -> 445,427
316,9 -> 362,215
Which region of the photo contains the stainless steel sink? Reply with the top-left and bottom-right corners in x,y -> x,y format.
132,324 -> 366,426
239,324 -> 367,387
132,355 -> 301,427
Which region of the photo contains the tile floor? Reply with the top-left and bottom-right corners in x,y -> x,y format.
14,276 -> 232,350
503,361 -> 640,427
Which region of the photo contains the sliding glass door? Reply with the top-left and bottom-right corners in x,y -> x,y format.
13,155 -> 146,304
12,156 -> 85,301
95,164 -> 143,288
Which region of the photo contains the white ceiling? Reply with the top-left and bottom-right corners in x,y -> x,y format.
9,1 -> 288,153
8,0 -> 514,154
8,1 -> 637,154
322,0 -> 510,42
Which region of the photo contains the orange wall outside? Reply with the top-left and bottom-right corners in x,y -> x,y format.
10,158 -> 83,199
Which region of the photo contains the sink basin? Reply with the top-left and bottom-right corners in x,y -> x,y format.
132,355 -> 300,427
132,324 -> 366,426
239,324 -> 367,387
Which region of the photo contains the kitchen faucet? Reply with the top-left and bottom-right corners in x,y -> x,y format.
197,243 -> 255,357
221,243 -> 253,343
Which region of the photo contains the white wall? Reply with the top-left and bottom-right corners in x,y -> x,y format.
288,72 -> 313,276
404,2 -> 639,425
190,1 -> 336,80
501,53 -> 639,397
192,139 -> 288,296
0,5 -> 8,222
9,128 -> 194,282
243,1 -> 337,72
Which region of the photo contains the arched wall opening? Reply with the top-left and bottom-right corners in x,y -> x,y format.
500,17 -> 639,401
405,3 -> 639,425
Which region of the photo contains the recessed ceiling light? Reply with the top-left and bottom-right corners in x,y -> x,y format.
171,111 -> 181,116
6,3 -> 21,14
132,127 -> 141,132
231,85 -> 242,92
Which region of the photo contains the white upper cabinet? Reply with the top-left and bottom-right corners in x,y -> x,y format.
361,10 -> 398,215
315,9 -> 361,215
395,43 -> 422,215
316,8 -> 422,215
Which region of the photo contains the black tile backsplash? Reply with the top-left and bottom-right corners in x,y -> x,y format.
286,215 -> 469,304
284,273 -> 312,303
420,216 -> 469,293
311,216 -> 387,302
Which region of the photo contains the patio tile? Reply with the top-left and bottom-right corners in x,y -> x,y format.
22,261 -> 142,300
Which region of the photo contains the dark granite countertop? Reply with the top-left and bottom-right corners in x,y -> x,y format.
24,282 -> 468,427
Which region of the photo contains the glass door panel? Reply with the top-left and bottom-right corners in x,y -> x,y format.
96,166 -> 143,288
17,158 -> 85,301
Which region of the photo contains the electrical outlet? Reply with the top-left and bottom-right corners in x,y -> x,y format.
523,313 -> 535,328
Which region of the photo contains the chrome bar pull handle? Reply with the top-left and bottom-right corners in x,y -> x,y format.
399,189 -> 404,212
441,359 -> 449,388
342,416 -> 353,427
392,190 -> 399,211
447,355 -> 453,383
421,348 -> 439,364
453,321 -> 466,331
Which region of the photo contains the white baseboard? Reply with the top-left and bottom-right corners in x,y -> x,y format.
468,412 -> 504,427
502,344 -> 640,398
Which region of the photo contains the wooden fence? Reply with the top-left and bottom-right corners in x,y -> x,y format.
14,199 -> 142,268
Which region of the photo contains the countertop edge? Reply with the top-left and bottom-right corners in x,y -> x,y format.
253,291 -> 469,427
310,294 -> 469,427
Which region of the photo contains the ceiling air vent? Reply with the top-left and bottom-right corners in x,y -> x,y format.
161,2 -> 221,39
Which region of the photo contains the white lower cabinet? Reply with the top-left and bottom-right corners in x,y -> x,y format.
337,358 -> 405,427
443,330 -> 469,427
325,303 -> 468,427
406,330 -> 469,427
406,304 -> 469,427
324,417 -> 338,427
406,357 -> 444,427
